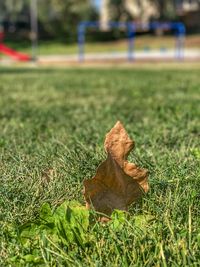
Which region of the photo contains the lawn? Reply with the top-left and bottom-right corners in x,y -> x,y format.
0,67 -> 199,266
3,34 -> 200,56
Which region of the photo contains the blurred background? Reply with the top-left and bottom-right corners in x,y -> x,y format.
0,0 -> 199,62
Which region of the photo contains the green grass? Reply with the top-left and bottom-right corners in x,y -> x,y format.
0,67 -> 199,266
3,34 -> 200,56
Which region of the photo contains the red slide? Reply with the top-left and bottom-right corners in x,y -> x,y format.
0,43 -> 31,61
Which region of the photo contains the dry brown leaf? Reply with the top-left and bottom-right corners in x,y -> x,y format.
83,121 -> 149,216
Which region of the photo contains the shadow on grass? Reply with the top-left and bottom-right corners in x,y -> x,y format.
0,67 -> 58,75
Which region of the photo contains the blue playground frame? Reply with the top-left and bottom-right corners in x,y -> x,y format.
77,21 -> 186,61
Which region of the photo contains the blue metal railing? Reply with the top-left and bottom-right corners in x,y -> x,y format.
77,21 -> 186,62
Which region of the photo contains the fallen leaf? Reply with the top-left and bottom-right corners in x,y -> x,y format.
83,121 -> 149,216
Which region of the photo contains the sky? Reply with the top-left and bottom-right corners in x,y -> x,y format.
93,0 -> 101,10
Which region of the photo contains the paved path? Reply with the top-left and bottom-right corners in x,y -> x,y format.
1,49 -> 199,65
38,49 -> 200,63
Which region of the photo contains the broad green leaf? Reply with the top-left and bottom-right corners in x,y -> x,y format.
54,201 -> 89,246
110,210 -> 127,231
22,254 -> 42,263
39,202 -> 54,223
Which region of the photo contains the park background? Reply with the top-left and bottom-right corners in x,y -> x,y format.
0,0 -> 200,62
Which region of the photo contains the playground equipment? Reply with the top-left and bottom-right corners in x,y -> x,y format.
0,0 -> 38,61
0,31 -> 31,61
78,21 -> 186,62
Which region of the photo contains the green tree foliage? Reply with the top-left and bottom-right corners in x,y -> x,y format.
153,0 -> 177,20
0,0 -> 97,40
0,0 -> 29,22
4,0 -> 25,21
107,0 -> 179,22
108,0 -> 132,22
38,0 -> 97,40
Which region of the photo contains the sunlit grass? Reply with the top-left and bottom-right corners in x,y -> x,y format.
3,34 -> 200,57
